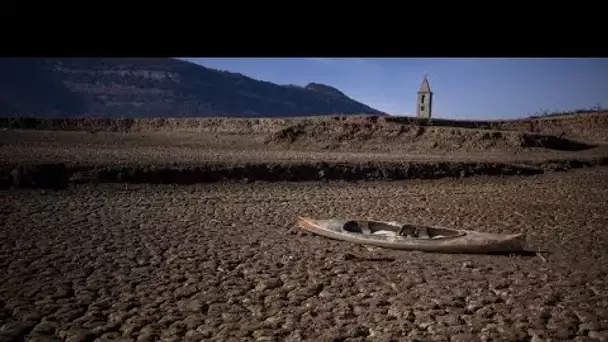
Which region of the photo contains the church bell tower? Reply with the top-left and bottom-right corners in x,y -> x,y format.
416,75 -> 433,119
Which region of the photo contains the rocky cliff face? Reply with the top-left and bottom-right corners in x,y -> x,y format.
0,58 -> 385,118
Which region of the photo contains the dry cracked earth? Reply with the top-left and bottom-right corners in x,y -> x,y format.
1,168 -> 608,342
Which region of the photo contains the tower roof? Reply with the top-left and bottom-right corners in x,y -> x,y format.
419,75 -> 431,93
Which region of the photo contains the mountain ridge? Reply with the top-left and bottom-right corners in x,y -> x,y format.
0,58 -> 386,118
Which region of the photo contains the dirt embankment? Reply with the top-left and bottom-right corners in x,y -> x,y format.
2,111 -> 607,142
264,116 -> 598,153
2,157 -> 607,189
493,112 -> 608,144
1,112 -> 607,188
0,117 -> 290,135
2,112 -> 606,148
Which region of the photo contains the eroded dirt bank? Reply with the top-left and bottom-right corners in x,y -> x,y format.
2,157 -> 608,189
263,117 -> 600,153
1,168 -> 607,341
2,111 -> 607,143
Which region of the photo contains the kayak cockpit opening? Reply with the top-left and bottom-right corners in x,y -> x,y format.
399,224 -> 464,239
343,220 -> 401,235
342,220 -> 465,240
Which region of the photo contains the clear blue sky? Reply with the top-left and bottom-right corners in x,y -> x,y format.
178,58 -> 608,120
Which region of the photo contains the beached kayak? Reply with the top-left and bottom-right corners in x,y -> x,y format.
296,216 -> 528,254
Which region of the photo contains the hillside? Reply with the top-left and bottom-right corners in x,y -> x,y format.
0,58 -> 385,118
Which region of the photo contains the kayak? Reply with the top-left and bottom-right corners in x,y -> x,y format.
296,216 -> 528,254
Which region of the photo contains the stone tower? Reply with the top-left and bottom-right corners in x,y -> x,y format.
416,75 -> 433,119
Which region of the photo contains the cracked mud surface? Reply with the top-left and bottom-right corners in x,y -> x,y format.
2,168 -> 608,342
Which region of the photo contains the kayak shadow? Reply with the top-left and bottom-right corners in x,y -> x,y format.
483,249 -> 550,257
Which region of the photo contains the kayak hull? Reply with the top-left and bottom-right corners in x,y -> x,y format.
296,217 -> 527,254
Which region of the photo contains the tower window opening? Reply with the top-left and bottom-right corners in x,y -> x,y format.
421,105 -> 425,111
421,95 -> 425,103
